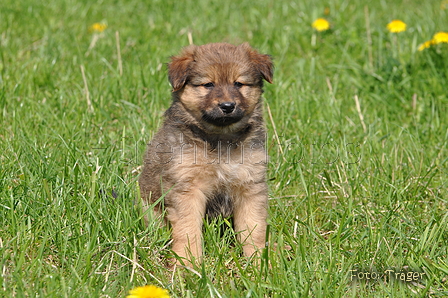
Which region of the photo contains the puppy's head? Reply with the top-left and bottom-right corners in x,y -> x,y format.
168,43 -> 273,132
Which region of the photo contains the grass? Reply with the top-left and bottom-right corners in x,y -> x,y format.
1,0 -> 447,296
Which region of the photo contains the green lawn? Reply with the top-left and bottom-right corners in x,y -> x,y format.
1,0 -> 447,297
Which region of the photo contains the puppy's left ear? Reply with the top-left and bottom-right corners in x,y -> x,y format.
168,45 -> 196,92
241,43 -> 274,84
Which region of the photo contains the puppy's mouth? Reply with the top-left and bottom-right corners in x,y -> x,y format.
202,107 -> 245,127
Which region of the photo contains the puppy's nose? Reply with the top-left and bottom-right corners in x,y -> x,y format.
219,102 -> 235,114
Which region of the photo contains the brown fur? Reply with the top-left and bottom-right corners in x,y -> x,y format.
139,42 -> 273,267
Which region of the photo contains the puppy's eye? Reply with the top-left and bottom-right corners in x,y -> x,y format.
234,82 -> 244,88
202,83 -> 214,88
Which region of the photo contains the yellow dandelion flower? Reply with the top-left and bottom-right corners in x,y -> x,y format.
89,22 -> 107,33
418,32 -> 448,51
418,40 -> 434,51
126,285 -> 170,298
312,18 -> 330,32
442,0 -> 448,10
433,31 -> 448,44
387,20 -> 406,33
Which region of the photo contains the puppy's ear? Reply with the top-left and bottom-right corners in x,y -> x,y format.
241,43 -> 274,84
168,45 -> 196,92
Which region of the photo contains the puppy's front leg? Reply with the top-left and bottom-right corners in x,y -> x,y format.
233,184 -> 268,259
167,188 -> 206,267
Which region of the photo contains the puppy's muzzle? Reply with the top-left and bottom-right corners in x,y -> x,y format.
202,104 -> 244,127
219,102 -> 236,114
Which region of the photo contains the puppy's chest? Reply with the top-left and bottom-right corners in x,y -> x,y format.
172,142 -> 265,187
168,137 -> 266,217
173,137 -> 267,168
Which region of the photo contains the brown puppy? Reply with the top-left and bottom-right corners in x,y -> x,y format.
139,43 -> 273,267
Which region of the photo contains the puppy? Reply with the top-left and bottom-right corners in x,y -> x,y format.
139,42 -> 273,266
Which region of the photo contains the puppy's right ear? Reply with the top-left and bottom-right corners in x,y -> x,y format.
168,45 -> 196,92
